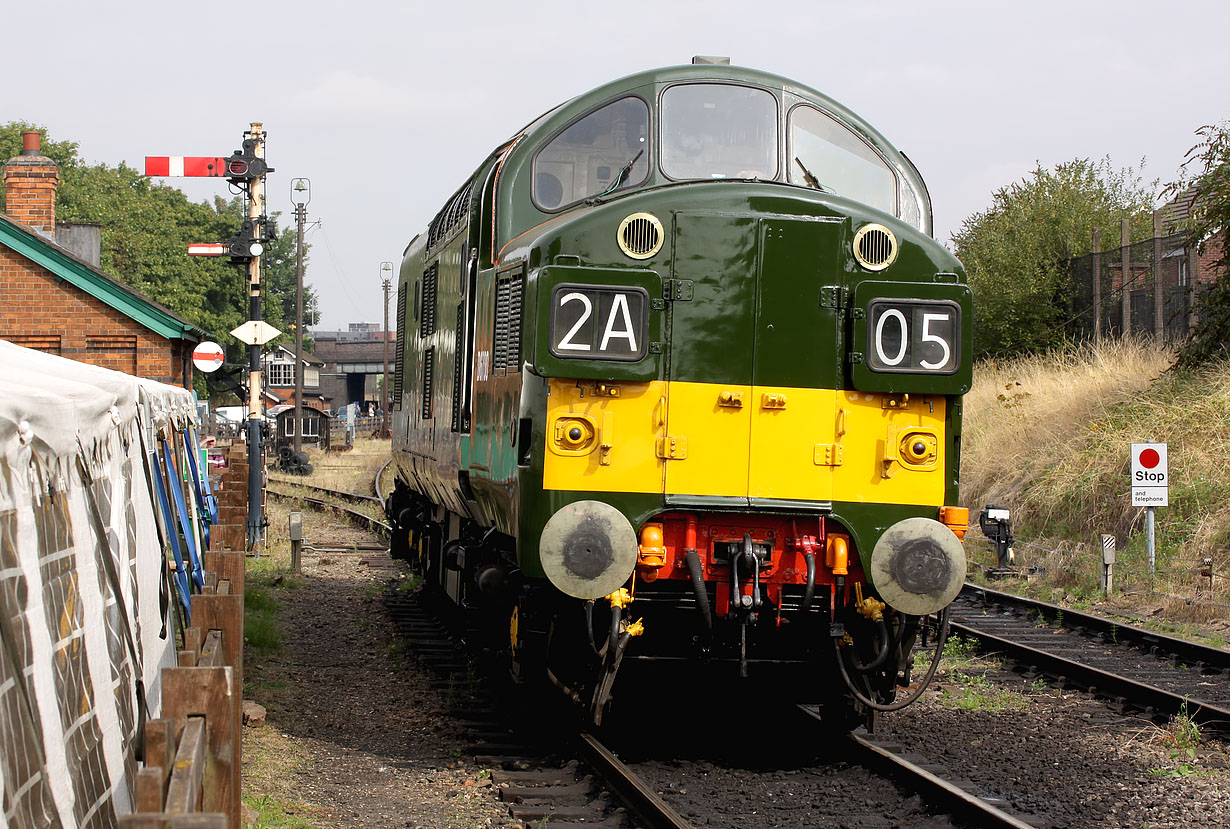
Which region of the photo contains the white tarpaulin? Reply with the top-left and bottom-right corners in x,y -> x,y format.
0,339 -> 200,828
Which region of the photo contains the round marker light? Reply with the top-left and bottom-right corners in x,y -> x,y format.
250,242 -> 264,257
568,427 -> 583,442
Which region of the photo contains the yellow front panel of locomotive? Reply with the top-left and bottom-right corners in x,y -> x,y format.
831,391 -> 947,506
747,386 -> 839,501
542,379 -> 667,493
661,381 -> 753,497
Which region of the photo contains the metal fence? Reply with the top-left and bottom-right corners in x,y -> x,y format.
1067,230 -> 1200,344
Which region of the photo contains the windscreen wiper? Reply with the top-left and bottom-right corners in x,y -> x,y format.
794,157 -> 833,193
596,148 -> 644,198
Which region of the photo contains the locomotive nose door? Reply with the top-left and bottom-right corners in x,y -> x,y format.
746,217 -> 845,505
663,213 -> 757,504
664,213 -> 843,505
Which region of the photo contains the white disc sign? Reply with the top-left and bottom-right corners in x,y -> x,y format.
192,341 -> 226,373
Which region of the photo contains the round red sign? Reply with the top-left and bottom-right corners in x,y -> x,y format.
1139,448 -> 1160,469
192,341 -> 225,373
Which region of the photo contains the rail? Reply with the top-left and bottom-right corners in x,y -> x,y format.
954,584 -> 1230,732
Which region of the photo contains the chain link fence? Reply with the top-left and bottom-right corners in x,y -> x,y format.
1067,231 -> 1202,344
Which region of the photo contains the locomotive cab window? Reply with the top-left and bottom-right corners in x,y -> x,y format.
789,105 -> 896,216
661,83 -> 778,181
533,97 -> 650,211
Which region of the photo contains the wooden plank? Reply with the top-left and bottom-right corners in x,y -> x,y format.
215,579 -> 230,597
182,628 -> 202,663
119,814 -> 227,829
190,594 -> 243,681
198,630 -> 223,668
204,551 -> 245,599
168,816 -> 228,829
136,766 -> 165,813
165,716 -> 207,813
161,666 -> 239,829
144,718 -> 176,796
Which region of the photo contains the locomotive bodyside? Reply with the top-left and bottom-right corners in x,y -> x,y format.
388,63 -> 971,725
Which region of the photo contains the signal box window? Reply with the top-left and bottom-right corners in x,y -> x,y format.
534,97 -> 650,210
661,84 -> 778,181
267,361 -> 295,387
789,105 -> 896,216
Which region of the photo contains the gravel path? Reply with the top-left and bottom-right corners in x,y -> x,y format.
241,514 -> 517,828
880,672 -> 1230,828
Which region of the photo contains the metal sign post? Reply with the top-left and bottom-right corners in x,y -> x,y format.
1130,442 -> 1168,577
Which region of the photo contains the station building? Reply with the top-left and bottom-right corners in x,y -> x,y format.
0,131 -> 205,387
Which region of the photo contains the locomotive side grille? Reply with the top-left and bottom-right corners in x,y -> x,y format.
493,278 -> 510,375
852,224 -> 898,271
617,213 -> 664,259
420,262 -> 438,338
393,282 -> 407,409
451,302 -> 464,432
506,274 -> 523,371
493,270 -> 524,375
427,179 -> 474,251
421,347 -> 435,420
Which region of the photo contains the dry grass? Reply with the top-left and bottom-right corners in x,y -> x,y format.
287,437 -> 390,495
961,338 -> 1173,517
960,339 -> 1230,613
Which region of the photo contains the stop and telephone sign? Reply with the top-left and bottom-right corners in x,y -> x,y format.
1131,443 -> 1168,507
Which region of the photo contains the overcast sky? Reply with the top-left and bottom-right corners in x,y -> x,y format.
7,0 -> 1227,332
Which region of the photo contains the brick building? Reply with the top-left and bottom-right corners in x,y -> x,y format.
0,131 -> 205,386
310,323 -> 393,411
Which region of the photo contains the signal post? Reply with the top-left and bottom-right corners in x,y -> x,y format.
245,124 -> 267,550
147,124 -> 276,551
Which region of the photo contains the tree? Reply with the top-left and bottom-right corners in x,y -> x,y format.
1169,122 -> 1230,369
952,157 -> 1156,357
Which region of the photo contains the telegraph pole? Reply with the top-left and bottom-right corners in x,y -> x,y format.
381,261 -> 393,438
245,123 -> 267,551
291,178 -> 311,454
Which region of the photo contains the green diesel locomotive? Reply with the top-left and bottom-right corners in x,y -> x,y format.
386,59 -> 972,727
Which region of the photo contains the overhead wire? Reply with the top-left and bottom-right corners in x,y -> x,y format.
313,220 -> 367,319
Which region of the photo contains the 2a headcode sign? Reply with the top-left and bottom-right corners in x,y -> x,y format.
1130,443 -> 1168,507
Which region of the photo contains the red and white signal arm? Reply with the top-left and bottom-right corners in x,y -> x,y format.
192,341 -> 226,373
1130,442 -> 1168,507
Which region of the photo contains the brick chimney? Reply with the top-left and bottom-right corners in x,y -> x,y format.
3,130 -> 59,239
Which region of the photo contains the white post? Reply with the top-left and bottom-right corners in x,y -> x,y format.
1146,506 -> 1156,577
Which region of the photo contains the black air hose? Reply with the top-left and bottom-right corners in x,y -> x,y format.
801,552 -> 816,613
584,600 -> 598,654
835,607 -> 951,712
849,616 -> 892,672
684,550 -> 713,631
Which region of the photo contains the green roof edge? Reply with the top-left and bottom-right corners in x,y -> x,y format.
0,217 -> 207,342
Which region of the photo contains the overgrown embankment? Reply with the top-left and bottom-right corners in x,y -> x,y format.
959,339 -> 1230,610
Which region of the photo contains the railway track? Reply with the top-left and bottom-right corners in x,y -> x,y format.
387,585 -> 1033,828
953,583 -> 1230,732
274,474 -> 1226,823
265,481 -> 390,539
